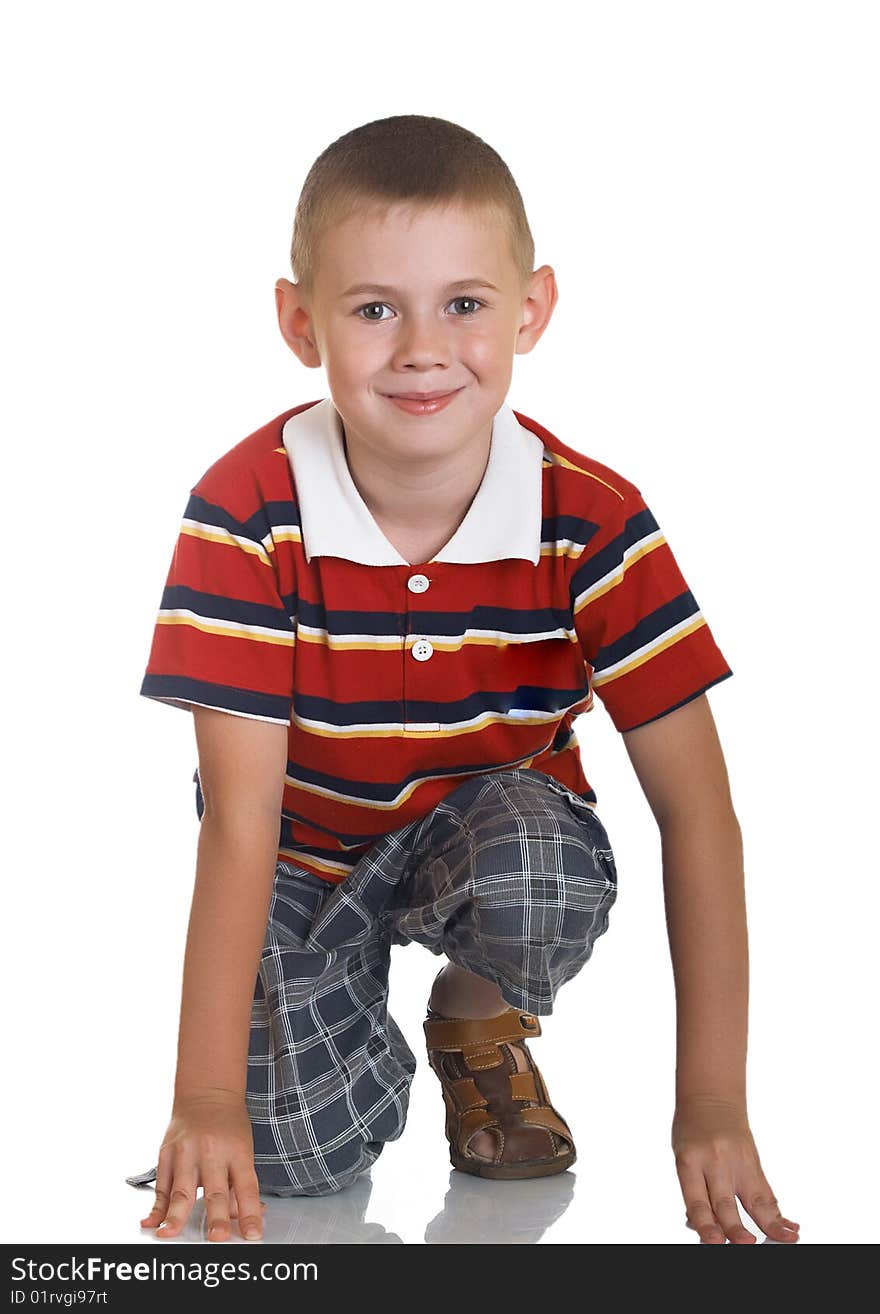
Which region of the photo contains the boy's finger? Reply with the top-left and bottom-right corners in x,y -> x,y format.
705,1170 -> 755,1244
740,1171 -> 800,1241
229,1187 -> 266,1219
229,1159 -> 264,1240
140,1189 -> 170,1228
677,1164 -> 727,1243
156,1160 -> 199,1238
140,1147 -> 174,1228
201,1158 -> 233,1243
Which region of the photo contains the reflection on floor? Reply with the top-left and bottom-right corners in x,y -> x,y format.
130,1165 -> 579,1245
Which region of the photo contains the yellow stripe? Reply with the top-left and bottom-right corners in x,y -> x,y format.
591,617 -> 706,687
296,630 -> 570,653
156,614 -> 295,646
276,849 -> 353,879
573,534 -> 666,618
268,528 -> 301,547
277,746 -> 589,832
547,451 -> 627,499
181,522 -> 273,567
290,709 -> 558,742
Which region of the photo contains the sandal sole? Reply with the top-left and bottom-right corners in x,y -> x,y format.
450,1146 -> 577,1180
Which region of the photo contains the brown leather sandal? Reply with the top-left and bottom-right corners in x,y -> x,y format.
423,1006 -> 576,1180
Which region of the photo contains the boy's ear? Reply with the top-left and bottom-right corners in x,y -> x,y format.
274,278 -> 322,369
514,265 -> 559,357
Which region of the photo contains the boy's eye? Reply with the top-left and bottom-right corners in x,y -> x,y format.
450,296 -> 483,315
357,302 -> 393,321
355,296 -> 484,321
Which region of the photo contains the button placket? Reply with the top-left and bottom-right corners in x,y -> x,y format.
403,572 -> 439,730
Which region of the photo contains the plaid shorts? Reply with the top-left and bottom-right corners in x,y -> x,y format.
126,767 -> 618,1198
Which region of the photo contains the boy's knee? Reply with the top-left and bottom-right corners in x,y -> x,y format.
254,1139 -> 384,1198
470,861 -> 614,912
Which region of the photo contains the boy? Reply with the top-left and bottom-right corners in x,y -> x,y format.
126,114 -> 799,1245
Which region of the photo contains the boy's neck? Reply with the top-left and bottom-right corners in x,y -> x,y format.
341,422 -> 493,538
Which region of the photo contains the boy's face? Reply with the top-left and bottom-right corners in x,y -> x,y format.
275,200 -> 557,470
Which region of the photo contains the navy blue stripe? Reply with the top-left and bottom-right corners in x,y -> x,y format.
185,491 -> 254,535
187,491 -> 302,548
293,682 -> 590,728
593,589 -> 701,674
141,674 -> 291,722
274,762 -> 600,852
160,583 -> 295,631
542,512 -> 602,549
297,595 -> 573,638
276,742 -> 565,838
243,498 -> 301,543
570,505 -> 659,597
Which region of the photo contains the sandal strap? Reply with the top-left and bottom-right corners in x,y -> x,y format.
456,1106 -> 497,1144
424,1007 -> 542,1054
451,1076 -> 488,1112
516,1105 -> 574,1143
424,1007 -> 542,1072
509,1071 -> 540,1104
449,1093 -> 574,1155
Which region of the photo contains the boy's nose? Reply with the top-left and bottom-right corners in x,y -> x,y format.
391,321 -> 452,368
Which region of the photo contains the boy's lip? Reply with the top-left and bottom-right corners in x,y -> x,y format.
384,388 -> 464,400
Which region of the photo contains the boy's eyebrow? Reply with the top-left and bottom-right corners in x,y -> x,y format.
338,278 -> 501,300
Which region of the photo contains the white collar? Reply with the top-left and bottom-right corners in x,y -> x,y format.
281,397 -> 544,566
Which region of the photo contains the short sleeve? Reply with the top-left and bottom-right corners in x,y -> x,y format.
139,490 -> 296,724
569,487 -> 733,733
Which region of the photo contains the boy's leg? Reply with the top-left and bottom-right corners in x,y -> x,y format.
428,961 -> 509,1018
378,767 -> 619,1176
386,767 -> 619,1015
246,863 -> 417,1197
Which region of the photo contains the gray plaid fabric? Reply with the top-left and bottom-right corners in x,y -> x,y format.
126,767 -> 618,1198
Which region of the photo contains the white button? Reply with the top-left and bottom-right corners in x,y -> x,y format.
411,639 -> 434,661
407,574 -> 430,593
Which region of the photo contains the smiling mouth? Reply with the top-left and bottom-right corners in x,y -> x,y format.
386,389 -> 463,400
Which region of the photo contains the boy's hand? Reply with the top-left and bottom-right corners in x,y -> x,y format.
139,1090 -> 266,1242
672,1097 -> 801,1244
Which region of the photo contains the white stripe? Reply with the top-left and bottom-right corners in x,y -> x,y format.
182,518 -> 272,561
593,611 -> 705,679
285,740 -> 558,812
572,527 -> 664,610
292,703 -> 583,737
295,623 -> 570,646
157,607 -> 294,640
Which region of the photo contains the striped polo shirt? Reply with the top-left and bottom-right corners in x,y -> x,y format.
140,396 -> 733,883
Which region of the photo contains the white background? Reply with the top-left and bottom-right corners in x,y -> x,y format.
2,0 -> 877,1245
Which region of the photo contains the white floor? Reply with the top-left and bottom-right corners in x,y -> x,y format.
4,937 -> 850,1245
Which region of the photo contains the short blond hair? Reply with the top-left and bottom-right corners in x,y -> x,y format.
289,114 -> 535,301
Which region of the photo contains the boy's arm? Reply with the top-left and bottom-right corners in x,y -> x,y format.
172,707 -> 289,1105
620,694 -> 801,1243
621,694 -> 747,1105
